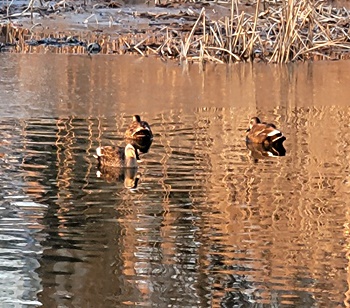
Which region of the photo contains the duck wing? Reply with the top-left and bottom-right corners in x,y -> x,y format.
95,146 -> 125,167
247,124 -> 285,144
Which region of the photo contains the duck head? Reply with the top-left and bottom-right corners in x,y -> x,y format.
249,117 -> 261,129
246,117 -> 261,132
133,115 -> 141,123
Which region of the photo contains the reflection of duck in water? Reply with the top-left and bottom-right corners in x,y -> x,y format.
96,165 -> 141,189
95,143 -> 138,168
246,142 -> 286,162
95,144 -> 140,188
125,115 -> 153,159
246,117 -> 286,148
124,168 -> 141,189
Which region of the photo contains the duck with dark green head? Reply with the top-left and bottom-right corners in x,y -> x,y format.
125,115 -> 153,140
124,115 -> 153,159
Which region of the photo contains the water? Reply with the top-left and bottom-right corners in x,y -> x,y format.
0,53 -> 350,307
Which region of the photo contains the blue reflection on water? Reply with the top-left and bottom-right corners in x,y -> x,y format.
0,199 -> 45,307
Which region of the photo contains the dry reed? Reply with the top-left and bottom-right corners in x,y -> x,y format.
1,0 -> 350,63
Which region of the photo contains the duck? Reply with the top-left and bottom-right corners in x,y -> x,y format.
125,115 -> 153,140
86,42 -> 101,55
94,143 -> 138,168
246,117 -> 286,147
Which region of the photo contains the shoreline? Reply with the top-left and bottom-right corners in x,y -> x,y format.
1,0 -> 350,63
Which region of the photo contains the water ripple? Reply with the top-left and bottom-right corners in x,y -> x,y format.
0,61 -> 349,307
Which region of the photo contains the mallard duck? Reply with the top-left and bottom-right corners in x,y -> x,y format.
125,115 -> 153,139
128,136 -> 153,156
246,117 -> 286,147
86,42 -> 101,55
95,143 -> 138,168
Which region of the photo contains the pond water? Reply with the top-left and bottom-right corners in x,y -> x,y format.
1,53 -> 350,307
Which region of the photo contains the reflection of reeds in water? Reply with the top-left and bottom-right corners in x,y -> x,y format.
151,107 -> 350,305
114,111 -> 220,303
19,119 -> 48,198
344,217 -> 350,307
244,107 -> 350,300
55,117 -> 75,203
152,109 -> 264,306
83,117 -> 94,191
14,107 -> 350,305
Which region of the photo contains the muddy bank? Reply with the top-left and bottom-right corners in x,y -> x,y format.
1,0 -> 350,63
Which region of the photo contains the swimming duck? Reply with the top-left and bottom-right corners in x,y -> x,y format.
95,143 -> 138,168
246,117 -> 286,147
125,115 -> 153,139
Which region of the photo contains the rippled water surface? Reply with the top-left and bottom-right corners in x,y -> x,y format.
1,54 -> 350,307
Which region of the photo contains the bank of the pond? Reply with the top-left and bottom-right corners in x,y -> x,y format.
1,0 -> 350,63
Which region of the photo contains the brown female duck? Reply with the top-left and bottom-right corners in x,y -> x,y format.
95,143 -> 138,168
246,117 -> 286,147
125,115 -> 153,139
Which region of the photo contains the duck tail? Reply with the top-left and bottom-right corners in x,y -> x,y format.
267,128 -> 282,138
266,128 -> 283,141
270,135 -> 286,147
262,128 -> 286,147
96,147 -> 104,157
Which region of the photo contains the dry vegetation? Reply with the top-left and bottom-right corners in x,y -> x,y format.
1,0 -> 350,63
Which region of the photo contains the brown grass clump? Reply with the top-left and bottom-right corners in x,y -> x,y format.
1,0 -> 350,63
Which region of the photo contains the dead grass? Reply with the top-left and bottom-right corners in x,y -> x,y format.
2,0 -> 350,63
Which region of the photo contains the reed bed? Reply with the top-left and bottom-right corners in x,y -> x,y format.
1,0 -> 350,63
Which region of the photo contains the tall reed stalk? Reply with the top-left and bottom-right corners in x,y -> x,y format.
2,0 -> 350,63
